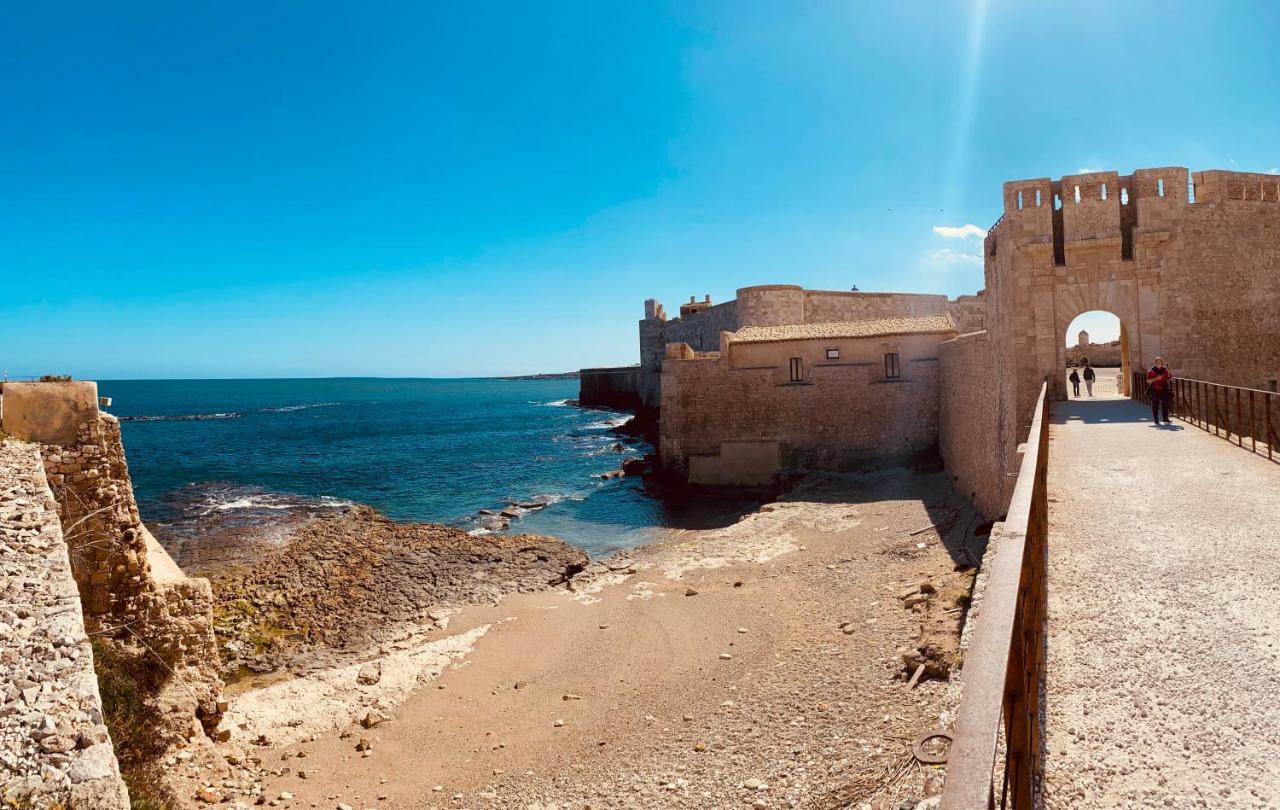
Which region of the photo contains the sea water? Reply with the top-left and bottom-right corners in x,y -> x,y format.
101,378 -> 746,557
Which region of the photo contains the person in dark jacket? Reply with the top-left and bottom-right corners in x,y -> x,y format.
1082,361 -> 1096,397
1146,356 -> 1174,423
1068,368 -> 1081,397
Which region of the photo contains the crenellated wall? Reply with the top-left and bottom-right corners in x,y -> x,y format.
990,166 -> 1280,438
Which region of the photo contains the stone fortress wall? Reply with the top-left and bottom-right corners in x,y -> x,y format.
1,382 -> 226,807
637,167 -> 1280,517
660,331 -> 953,484
639,286 -> 984,413
0,440 -> 130,809
577,365 -> 641,409
992,167 -> 1280,437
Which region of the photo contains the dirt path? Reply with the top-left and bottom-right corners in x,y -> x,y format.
1043,394 -> 1280,808
224,470 -> 984,810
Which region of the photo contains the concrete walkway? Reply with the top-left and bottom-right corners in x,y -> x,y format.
1042,393 -> 1280,809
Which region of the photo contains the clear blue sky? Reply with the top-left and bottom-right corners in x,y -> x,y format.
5,1 -> 1279,378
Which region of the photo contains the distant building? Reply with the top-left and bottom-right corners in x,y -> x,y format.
659,313 -> 959,485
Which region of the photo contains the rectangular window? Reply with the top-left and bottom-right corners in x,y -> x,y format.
825,347 -> 840,360
789,357 -> 803,382
884,352 -> 901,379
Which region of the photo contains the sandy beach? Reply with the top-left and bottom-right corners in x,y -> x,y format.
162,468 -> 989,810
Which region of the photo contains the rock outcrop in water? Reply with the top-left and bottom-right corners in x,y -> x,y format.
203,504 -> 589,676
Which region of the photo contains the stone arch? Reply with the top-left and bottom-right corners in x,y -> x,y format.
1058,309 -> 1134,397
1048,270 -> 1157,399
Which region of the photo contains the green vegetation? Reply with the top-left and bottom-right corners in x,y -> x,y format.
37,375 -> 73,382
90,640 -> 177,810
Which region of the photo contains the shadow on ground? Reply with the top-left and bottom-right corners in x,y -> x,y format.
1051,396 -> 1183,430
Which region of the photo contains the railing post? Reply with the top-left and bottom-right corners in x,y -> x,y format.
1233,386 -> 1244,447
1250,390 -> 1256,453
1269,393 -> 1276,462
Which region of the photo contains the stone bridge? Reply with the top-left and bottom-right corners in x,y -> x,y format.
943,372 -> 1280,808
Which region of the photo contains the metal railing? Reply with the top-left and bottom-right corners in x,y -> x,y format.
1131,371 -> 1278,463
942,381 -> 1049,809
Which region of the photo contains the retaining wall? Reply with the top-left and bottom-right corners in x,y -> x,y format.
0,440 -> 129,808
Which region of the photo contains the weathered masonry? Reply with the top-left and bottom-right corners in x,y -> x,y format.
0,441 -> 131,808
989,168 -> 1280,436
639,286 -> 986,415
660,314 -> 958,485
635,168 -> 1280,510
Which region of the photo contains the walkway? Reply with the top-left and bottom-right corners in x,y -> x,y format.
1042,392 -> 1280,808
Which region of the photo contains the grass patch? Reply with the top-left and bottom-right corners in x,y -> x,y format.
90,640 -> 179,810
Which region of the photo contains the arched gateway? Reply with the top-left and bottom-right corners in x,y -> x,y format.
987,165 -> 1280,431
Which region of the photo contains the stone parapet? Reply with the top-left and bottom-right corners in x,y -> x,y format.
0,440 -> 130,809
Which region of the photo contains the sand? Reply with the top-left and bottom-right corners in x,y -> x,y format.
180,469 -> 985,810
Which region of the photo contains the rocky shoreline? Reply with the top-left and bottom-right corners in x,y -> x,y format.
186,504 -> 588,683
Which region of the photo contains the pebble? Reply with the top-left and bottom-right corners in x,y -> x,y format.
554,719 -> 565,727
719,653 -> 732,660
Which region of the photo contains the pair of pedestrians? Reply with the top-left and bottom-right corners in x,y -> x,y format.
1068,363 -> 1095,397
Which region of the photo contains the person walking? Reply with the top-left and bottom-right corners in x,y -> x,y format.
1146,356 -> 1174,424
1068,367 -> 1081,397
1082,361 -> 1096,397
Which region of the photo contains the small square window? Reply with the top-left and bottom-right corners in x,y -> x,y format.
789,357 -> 804,382
884,352 -> 901,379
825,348 -> 840,360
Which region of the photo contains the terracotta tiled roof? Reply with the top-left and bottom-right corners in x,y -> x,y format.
730,313 -> 957,344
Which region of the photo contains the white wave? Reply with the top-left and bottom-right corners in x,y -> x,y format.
542,399 -> 572,407
199,495 -> 296,515
260,402 -> 340,413
121,412 -> 241,422
583,415 -> 630,430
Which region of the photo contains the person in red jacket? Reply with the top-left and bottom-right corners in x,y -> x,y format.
1146,356 -> 1174,424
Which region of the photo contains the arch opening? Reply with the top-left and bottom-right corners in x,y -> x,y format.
1063,311 -> 1131,398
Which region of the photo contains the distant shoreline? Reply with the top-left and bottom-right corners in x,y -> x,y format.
492,371 -> 579,381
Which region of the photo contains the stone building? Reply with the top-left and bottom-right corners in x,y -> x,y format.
618,166 -> 1280,512
638,285 -> 986,414
660,314 -> 958,485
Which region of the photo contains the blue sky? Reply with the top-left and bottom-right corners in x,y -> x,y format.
4,1 -> 1280,378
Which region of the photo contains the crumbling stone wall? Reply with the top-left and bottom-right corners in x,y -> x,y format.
38,412 -> 224,742
0,440 -> 130,809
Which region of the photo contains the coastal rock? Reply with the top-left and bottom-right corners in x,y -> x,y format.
205,506 -> 588,675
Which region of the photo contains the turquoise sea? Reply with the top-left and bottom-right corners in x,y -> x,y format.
100,378 -> 741,557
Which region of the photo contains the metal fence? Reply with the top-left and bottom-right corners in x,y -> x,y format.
1131,371 -> 1278,463
941,380 -> 1049,809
